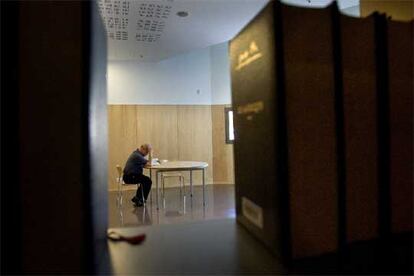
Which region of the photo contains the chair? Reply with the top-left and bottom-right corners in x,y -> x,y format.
115,165 -> 145,207
160,172 -> 185,208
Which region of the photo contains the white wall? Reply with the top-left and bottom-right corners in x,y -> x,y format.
108,47 -> 212,105
107,1 -> 360,105
281,0 -> 360,17
210,42 -> 232,105
108,42 -> 232,105
341,5 -> 360,17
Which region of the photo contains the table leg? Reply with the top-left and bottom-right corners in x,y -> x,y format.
190,196 -> 194,219
142,204 -> 146,224
162,174 -> 165,209
190,170 -> 193,197
183,193 -> 186,214
156,171 -> 159,210
202,168 -> 205,206
149,168 -> 152,205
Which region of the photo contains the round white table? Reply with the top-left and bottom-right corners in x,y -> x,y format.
145,161 -> 209,210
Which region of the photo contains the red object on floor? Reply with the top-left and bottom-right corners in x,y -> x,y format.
107,231 -> 146,245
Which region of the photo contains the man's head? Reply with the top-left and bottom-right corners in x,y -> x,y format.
139,144 -> 152,156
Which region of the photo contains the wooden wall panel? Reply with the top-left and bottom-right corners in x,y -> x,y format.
108,105 -> 122,187
108,105 -> 139,190
211,105 -> 235,184
360,0 -> 414,21
177,105 -> 214,186
136,105 -> 179,162
135,105 -> 179,188
108,105 -> 221,190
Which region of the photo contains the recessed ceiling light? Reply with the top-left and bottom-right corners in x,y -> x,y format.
176,11 -> 189,17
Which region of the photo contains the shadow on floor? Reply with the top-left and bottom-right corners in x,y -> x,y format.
108,184 -> 236,228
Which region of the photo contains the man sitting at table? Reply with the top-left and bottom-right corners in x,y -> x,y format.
123,144 -> 153,207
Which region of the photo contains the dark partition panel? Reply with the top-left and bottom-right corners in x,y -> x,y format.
231,1 -> 340,261
0,1 -> 22,274
341,15 -> 379,244
387,21 -> 413,235
1,1 -> 107,274
230,3 -> 283,257
230,1 -> 412,273
281,4 -> 339,259
87,2 -> 109,272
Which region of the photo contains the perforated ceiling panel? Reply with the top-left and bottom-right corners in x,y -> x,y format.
137,2 -> 171,19
98,0 -> 130,41
98,0 -> 171,43
98,0 -> 270,61
135,3 -> 170,42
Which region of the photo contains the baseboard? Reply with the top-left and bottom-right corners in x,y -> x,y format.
213,182 -> 235,185
108,182 -> 234,192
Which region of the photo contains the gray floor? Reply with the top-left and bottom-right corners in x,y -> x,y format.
108,184 -> 236,228
104,219 -> 285,275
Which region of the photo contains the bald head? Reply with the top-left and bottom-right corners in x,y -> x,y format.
139,144 -> 152,156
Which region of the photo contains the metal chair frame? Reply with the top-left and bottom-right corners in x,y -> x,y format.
160,172 -> 185,209
116,165 -> 145,207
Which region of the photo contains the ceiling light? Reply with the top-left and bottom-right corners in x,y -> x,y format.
176,11 -> 189,17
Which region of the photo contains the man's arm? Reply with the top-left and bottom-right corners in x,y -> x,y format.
139,154 -> 150,168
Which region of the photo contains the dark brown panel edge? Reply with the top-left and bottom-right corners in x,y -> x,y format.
81,1 -> 94,274
0,1 -> 23,274
374,13 -> 392,268
331,2 -> 347,270
274,0 -> 292,266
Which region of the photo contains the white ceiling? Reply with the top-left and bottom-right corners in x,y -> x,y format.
281,0 -> 358,9
98,0 -> 359,62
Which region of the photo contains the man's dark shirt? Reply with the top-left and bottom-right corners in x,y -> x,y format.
123,150 -> 147,176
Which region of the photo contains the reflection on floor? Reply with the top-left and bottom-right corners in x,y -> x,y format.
108,184 -> 235,228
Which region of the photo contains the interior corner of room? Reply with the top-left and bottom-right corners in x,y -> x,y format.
103,0 -> 247,227
107,42 -> 234,192
106,40 -> 238,227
